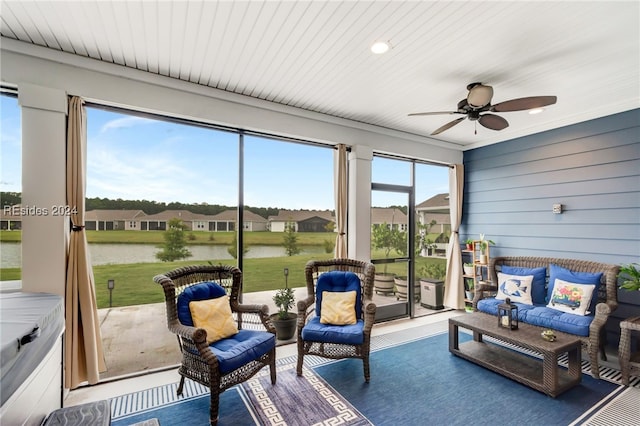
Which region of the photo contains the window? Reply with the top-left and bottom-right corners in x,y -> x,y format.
0,92 -> 22,285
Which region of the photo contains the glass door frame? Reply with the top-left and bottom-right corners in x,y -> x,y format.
371,178 -> 416,320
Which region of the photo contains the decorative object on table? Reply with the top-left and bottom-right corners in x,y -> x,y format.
271,268 -> 297,340
618,263 -> 640,291
541,329 -> 557,342
498,297 -> 518,330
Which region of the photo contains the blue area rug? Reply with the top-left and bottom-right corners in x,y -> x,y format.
111,331 -> 625,425
314,332 -> 622,426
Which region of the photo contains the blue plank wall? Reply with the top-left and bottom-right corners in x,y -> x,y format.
461,108 -> 640,346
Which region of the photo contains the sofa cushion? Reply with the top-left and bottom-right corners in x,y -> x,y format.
495,272 -> 534,305
477,298 -> 538,320
301,317 -> 364,345
546,279 -> 596,316
501,266 -> 547,304
476,298 -> 593,336
210,329 -> 275,374
547,264 -> 602,310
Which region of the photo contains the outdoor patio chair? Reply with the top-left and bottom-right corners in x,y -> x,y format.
154,265 -> 276,426
296,258 -> 376,382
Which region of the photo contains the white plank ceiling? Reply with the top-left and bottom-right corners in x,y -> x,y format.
1,1 -> 638,149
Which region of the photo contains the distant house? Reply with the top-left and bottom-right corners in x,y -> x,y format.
416,193 -> 451,235
370,207 -> 408,231
138,210 -> 214,231
211,209 -> 268,232
268,209 -> 335,232
85,209 -> 147,231
0,204 -> 22,230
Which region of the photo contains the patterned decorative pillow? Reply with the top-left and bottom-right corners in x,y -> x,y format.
547,264 -> 602,306
501,266 -> 547,304
546,279 -> 596,316
495,273 -> 534,305
189,295 -> 238,344
320,291 -> 357,325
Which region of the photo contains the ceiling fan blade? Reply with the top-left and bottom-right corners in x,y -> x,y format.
479,114 -> 509,131
491,96 -> 557,112
408,111 -> 457,116
431,117 -> 466,135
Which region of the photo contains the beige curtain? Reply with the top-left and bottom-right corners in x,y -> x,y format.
444,164 -> 465,309
334,144 -> 348,258
65,96 -> 106,389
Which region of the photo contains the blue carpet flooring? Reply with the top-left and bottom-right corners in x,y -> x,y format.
111,331 -> 624,425
314,332 -> 622,426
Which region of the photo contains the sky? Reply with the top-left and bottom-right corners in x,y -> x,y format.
1,94 -> 449,210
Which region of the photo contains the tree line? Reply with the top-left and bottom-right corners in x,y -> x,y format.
0,192 -> 281,219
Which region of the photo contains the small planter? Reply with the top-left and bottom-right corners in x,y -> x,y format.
270,313 -> 297,340
374,273 -> 395,295
394,277 -> 420,302
465,290 -> 475,301
463,265 -> 474,276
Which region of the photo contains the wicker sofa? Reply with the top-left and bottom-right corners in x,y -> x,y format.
473,256 -> 620,379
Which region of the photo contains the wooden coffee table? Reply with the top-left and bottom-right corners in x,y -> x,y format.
449,313 -> 582,397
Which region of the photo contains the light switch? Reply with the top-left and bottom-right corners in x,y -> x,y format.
552,203 -> 563,214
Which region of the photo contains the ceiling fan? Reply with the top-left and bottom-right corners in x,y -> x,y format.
408,82 -> 557,136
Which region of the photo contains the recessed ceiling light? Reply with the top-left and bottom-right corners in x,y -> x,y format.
370,41 -> 390,54
529,108 -> 544,115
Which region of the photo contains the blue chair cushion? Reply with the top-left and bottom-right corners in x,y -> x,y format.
177,282 -> 227,326
210,329 -> 276,374
477,298 -> 593,336
301,317 -> 365,345
315,271 -> 362,319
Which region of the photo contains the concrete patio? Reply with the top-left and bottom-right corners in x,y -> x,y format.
97,287 -> 443,380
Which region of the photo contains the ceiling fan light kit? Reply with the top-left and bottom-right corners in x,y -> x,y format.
409,82 -> 557,136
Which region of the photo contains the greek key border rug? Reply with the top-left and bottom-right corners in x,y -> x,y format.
241,363 -> 371,426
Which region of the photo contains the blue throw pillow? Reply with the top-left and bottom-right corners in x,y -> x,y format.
501,266 -> 547,305
315,271 -> 362,319
547,264 -> 603,311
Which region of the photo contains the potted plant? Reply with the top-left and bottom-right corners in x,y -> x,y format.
465,239 -> 474,251
478,233 -> 495,264
372,221 -> 405,295
463,262 -> 475,276
465,278 -> 475,301
618,263 -> 640,291
270,287 -> 297,340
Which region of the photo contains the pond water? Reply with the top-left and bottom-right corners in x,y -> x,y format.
0,242 -> 325,268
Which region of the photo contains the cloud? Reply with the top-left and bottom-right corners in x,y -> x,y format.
100,116 -> 155,133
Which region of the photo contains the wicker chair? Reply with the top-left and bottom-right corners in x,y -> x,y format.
154,265 -> 276,425
296,259 -> 376,382
474,256 -> 619,379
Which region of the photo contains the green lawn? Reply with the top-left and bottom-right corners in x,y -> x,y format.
0,230 -> 338,246
1,229 -> 447,308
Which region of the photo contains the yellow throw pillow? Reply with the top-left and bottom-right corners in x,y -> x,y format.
189,296 -> 238,344
320,291 -> 357,325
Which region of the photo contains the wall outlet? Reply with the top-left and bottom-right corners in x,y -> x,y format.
552,203 -> 563,214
